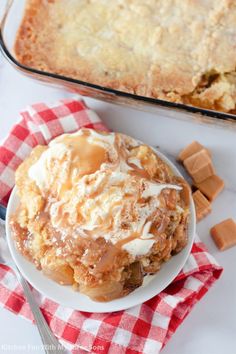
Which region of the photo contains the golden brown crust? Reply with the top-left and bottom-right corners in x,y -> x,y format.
15,0 -> 236,113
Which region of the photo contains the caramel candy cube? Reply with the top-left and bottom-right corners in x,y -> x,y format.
195,175 -> 224,201
211,219 -> 236,251
178,141 -> 211,162
183,150 -> 215,183
192,190 -> 212,222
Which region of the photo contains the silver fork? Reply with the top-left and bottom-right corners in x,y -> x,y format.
0,205 -> 68,354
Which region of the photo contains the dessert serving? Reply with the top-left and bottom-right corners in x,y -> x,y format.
10,129 -> 190,302
14,0 -> 236,113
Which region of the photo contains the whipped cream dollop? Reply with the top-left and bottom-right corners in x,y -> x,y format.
28,129 -> 181,258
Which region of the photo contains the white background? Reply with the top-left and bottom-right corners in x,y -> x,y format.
0,51 -> 236,353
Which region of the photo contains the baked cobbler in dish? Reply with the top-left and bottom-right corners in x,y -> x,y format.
15,0 -> 236,113
10,129 -> 190,301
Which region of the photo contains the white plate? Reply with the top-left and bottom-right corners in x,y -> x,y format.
5,149 -> 195,313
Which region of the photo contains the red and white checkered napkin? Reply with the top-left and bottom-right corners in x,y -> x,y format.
0,98 -> 223,353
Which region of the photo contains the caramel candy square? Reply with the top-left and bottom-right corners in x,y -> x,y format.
183,150 -> 215,183
195,175 -> 224,201
178,141 -> 211,162
211,218 -> 236,251
192,190 -> 212,222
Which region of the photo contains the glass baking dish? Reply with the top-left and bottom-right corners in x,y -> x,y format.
0,0 -> 236,128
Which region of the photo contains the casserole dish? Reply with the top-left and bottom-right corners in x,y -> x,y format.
0,0 -> 236,128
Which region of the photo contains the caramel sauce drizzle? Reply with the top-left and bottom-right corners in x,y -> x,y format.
62,134 -> 108,177
115,232 -> 141,248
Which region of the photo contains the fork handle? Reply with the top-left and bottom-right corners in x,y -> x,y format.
0,204 -> 67,352
14,266 -> 68,354
0,204 -> 6,221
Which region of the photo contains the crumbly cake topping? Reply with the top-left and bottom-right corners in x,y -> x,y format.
15,0 -> 236,113
11,129 -> 190,301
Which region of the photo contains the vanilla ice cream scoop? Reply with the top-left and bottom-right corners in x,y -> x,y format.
27,129 -> 182,257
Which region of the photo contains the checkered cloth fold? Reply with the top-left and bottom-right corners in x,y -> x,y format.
0,98 -> 222,354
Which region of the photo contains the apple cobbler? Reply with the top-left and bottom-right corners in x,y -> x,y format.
15,0 -> 236,113
10,129 -> 190,302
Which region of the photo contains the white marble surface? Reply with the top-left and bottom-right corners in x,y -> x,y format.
0,55 -> 236,354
